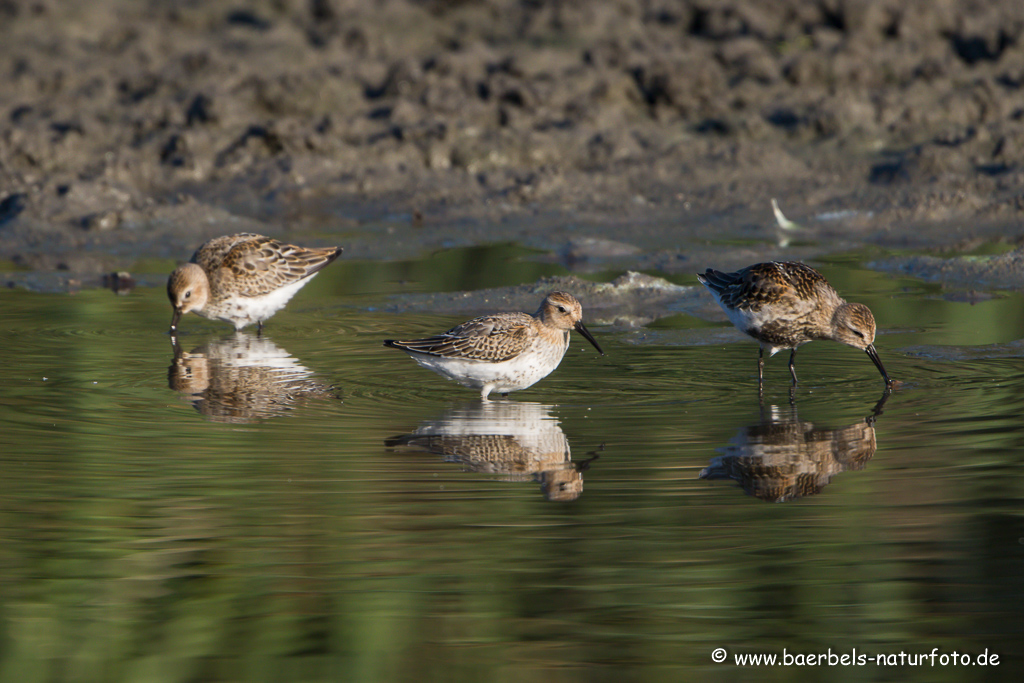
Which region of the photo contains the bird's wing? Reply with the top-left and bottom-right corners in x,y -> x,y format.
704,262 -> 825,313
219,237 -> 342,296
388,313 -> 535,362
191,233 -> 266,272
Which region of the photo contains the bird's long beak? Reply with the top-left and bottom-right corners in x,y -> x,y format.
865,344 -> 892,386
575,321 -> 605,356
169,309 -> 182,335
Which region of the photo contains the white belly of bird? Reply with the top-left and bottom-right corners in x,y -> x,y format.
205,276 -> 315,329
720,299 -> 807,356
721,303 -> 770,338
412,335 -> 569,395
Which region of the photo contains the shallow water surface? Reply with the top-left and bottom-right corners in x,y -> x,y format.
1,248 -> 1023,681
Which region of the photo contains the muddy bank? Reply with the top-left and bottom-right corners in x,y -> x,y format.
873,243 -> 1024,291
377,271 -> 709,327
2,0 -> 1024,277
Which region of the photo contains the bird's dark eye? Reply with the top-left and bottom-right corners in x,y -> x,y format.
853,329 -> 864,338
557,305 -> 567,313
184,291 -> 191,299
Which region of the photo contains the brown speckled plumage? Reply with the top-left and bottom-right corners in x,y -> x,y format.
167,233 -> 342,332
384,291 -> 604,399
697,261 -> 892,387
196,234 -> 339,297
385,312 -> 538,362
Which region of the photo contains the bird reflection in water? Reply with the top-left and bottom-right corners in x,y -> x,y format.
700,391 -> 891,502
385,402 -> 598,501
168,333 -> 340,423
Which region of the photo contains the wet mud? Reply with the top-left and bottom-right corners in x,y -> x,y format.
3,0 -> 1024,287
379,271 -> 706,327
873,244 -> 1024,291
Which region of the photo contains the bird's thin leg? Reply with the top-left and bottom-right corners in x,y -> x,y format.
788,348 -> 798,386
758,347 -> 765,384
257,320 -> 263,336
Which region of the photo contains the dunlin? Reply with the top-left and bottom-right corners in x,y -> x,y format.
383,291 -> 604,400
167,233 -> 342,333
697,261 -> 892,387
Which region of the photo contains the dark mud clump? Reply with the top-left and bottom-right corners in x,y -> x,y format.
873,244 -> 1024,291
3,0 -> 1024,271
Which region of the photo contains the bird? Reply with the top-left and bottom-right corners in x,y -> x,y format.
383,291 -> 605,400
167,233 -> 342,333
696,261 -> 893,387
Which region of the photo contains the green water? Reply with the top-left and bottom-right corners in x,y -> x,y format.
1,249 -> 1022,682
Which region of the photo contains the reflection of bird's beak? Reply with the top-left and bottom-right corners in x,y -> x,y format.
574,321 -> 605,356
170,308 -> 182,334
865,344 -> 892,386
